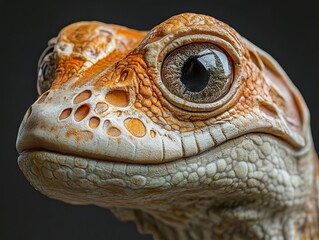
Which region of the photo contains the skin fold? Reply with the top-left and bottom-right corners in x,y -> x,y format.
16,13 -> 319,239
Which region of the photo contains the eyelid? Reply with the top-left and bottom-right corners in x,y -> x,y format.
157,34 -> 241,67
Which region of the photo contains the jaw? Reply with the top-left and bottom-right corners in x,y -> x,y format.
18,133 -> 312,210
18,133 -> 316,239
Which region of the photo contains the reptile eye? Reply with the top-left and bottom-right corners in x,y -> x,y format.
161,43 -> 233,103
37,38 -> 57,95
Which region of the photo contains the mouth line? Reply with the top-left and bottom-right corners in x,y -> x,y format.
17,132 -> 307,206
19,132 -> 306,166
21,148 -> 162,166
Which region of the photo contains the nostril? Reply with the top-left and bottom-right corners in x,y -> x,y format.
25,106 -> 32,120
37,91 -> 50,104
73,90 -> 92,104
74,104 -> 90,121
59,108 -> 72,120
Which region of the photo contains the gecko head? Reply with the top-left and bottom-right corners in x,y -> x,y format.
17,13 -> 314,218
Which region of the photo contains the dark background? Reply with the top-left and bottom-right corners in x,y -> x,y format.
1,0 -> 318,239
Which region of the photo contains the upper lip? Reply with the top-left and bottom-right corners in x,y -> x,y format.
18,129 -> 308,166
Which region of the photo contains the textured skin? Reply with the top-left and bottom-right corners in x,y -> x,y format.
16,13 -> 319,239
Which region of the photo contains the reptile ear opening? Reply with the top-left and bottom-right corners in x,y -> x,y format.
37,38 -> 57,95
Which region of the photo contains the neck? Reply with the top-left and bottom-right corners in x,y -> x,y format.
112,195 -> 318,240
111,152 -> 319,240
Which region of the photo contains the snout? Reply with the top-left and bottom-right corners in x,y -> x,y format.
16,88 -> 183,164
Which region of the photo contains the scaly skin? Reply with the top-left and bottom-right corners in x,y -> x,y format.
16,13 -> 319,239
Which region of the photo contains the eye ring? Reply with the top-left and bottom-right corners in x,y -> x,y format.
149,34 -> 242,112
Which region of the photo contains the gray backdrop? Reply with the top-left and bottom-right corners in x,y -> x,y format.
1,0 -> 318,239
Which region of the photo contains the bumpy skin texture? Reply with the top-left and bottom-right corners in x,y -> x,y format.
16,13 -> 319,239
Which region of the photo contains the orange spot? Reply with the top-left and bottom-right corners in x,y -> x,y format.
59,108 -> 72,120
150,130 -> 156,138
140,86 -> 153,98
142,99 -> 152,107
171,124 -> 180,130
124,118 -> 146,138
150,105 -> 161,115
134,102 -> 142,108
66,128 -> 93,141
73,90 -> 92,104
89,117 -> 100,129
94,102 -> 109,115
37,92 -> 49,104
105,90 -> 129,107
107,127 -> 121,137
74,105 -> 90,121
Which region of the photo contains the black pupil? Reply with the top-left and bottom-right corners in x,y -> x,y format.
181,54 -> 213,92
